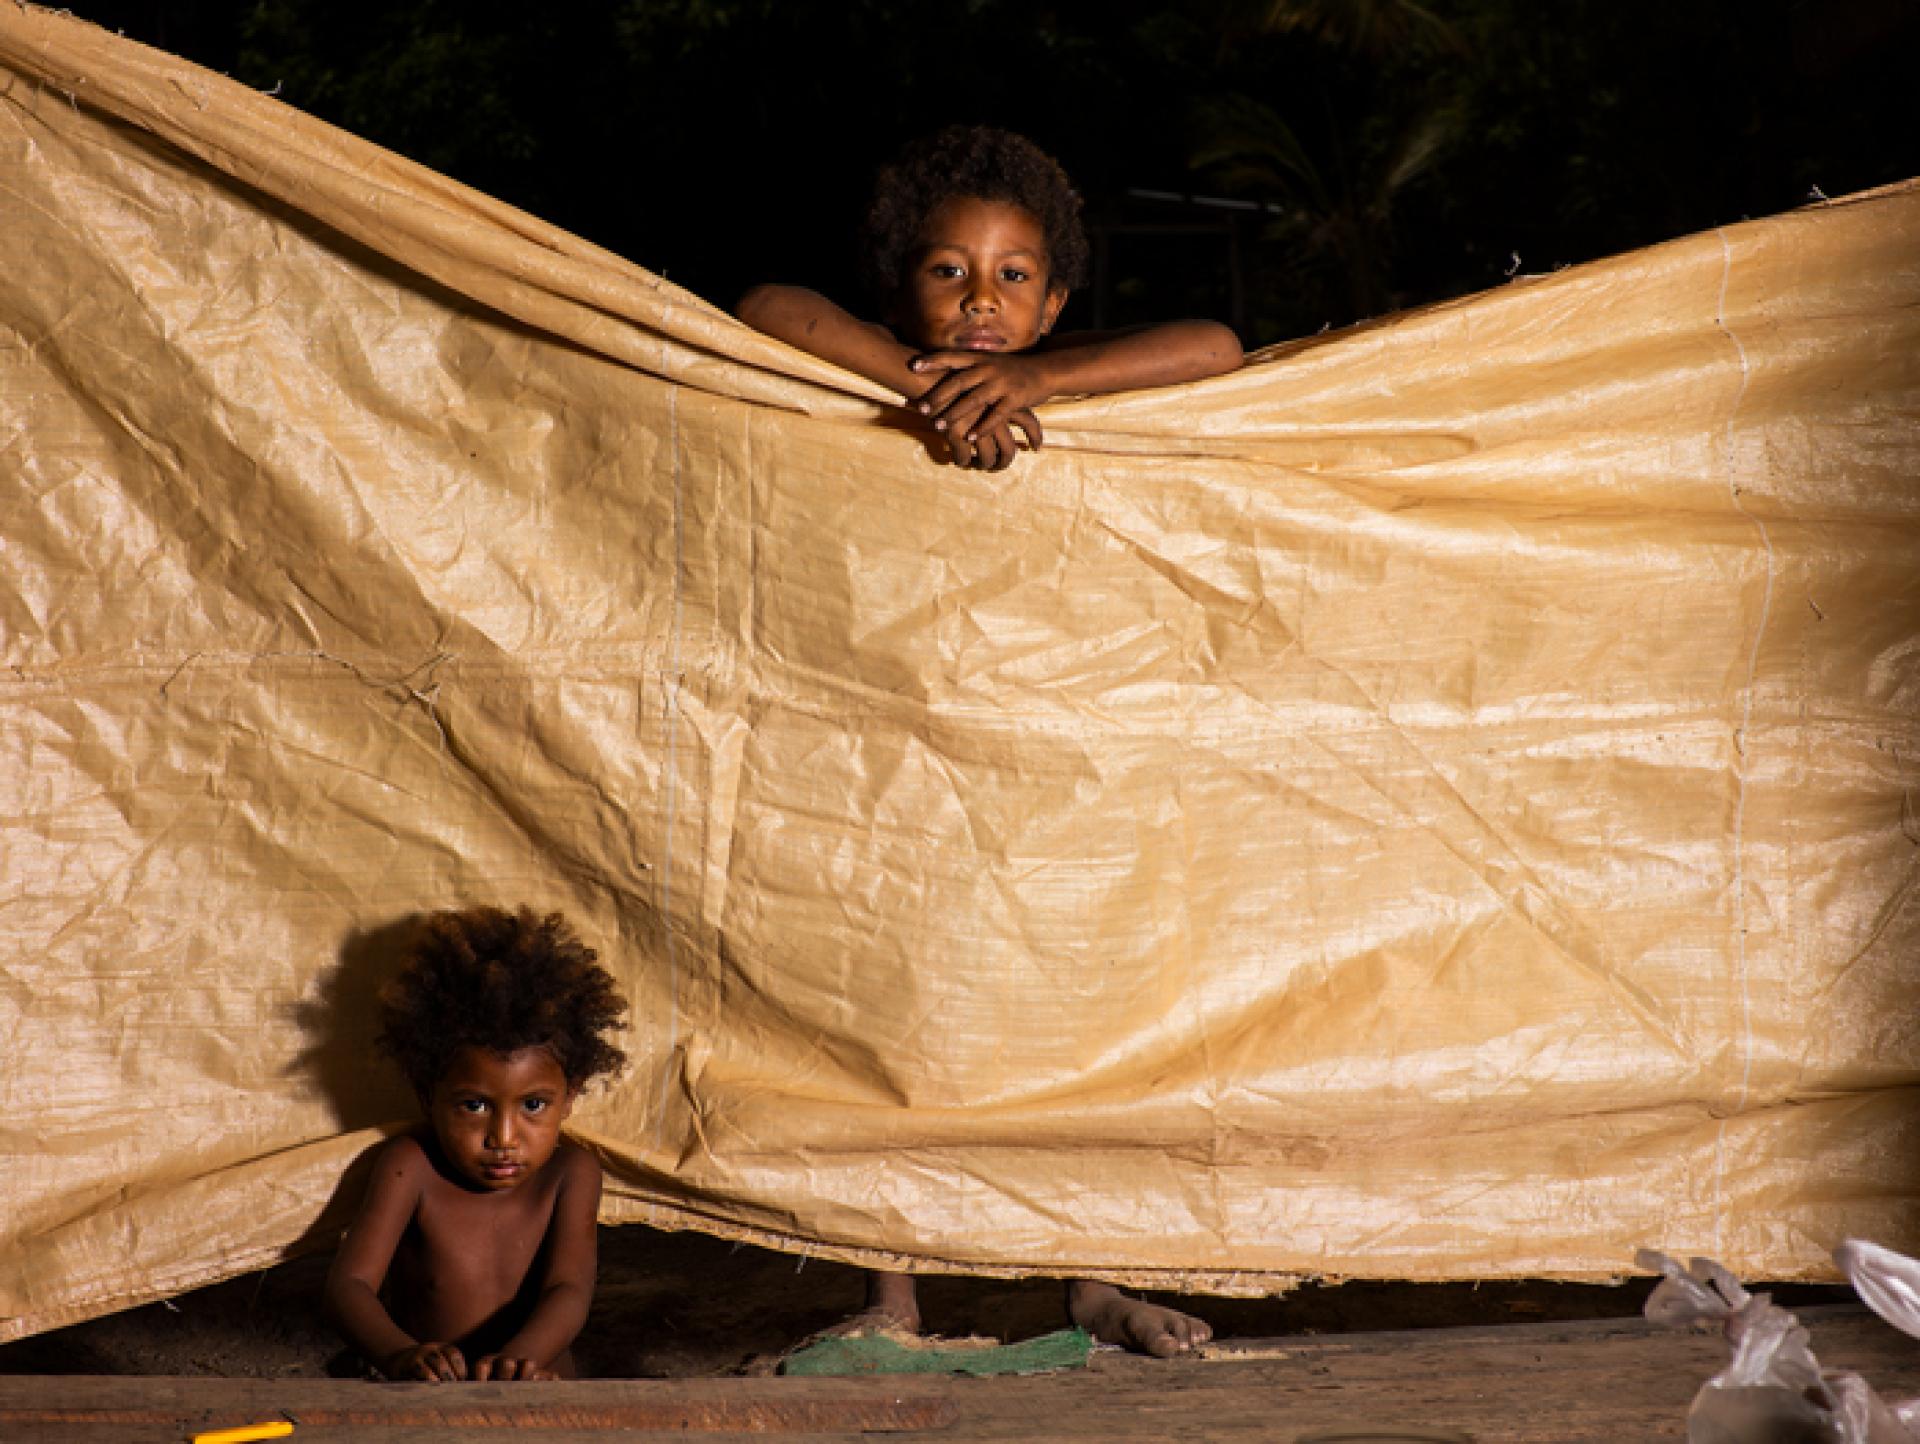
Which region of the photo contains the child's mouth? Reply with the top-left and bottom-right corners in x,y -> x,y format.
957,329 -> 1005,350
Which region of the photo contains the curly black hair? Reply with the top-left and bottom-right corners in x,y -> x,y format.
861,125 -> 1090,307
377,907 -> 628,1098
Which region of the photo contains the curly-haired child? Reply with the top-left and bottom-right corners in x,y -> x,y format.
738,124 -> 1242,471
324,907 -> 627,1382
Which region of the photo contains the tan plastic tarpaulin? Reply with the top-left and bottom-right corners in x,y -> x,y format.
4,7 -> 1919,1341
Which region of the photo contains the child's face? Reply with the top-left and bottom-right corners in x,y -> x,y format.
427,1044 -> 575,1192
892,196 -> 1068,354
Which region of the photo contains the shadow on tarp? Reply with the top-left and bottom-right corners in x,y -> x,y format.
276,913 -> 422,1371
286,914 -> 425,1133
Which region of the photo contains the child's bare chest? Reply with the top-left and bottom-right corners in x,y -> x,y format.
402,1174 -> 561,1303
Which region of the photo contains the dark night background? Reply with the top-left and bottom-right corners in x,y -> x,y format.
57,0 -> 1920,348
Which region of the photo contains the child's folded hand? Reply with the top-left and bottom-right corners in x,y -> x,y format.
937,413 -> 1034,471
382,1341 -> 468,1383
911,351 -> 1052,461
473,1353 -> 558,1381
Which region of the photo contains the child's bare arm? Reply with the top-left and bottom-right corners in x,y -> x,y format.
735,285 -> 1040,470
324,1138 -> 462,1381
736,285 -> 920,393
472,1145 -> 602,1380
910,320 -> 1243,446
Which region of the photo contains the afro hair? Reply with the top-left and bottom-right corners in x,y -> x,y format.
861,125 -> 1090,307
377,907 -> 628,1098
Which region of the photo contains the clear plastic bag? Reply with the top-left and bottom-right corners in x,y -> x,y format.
1837,1241 -> 1920,1435
1638,1245 -> 1920,1444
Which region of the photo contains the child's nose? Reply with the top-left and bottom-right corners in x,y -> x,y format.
487,1114 -> 516,1148
964,280 -> 1000,314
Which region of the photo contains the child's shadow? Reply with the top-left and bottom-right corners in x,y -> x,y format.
287,914 -> 423,1133
281,916 -> 423,1373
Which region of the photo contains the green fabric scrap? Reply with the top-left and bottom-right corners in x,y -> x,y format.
780,1326 -> 1093,1378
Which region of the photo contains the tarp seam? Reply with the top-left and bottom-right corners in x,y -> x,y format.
1710,224 -> 1773,1256
654,384 -> 684,1145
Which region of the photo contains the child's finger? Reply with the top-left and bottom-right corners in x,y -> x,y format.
400,1348 -> 445,1383
937,385 -> 1000,439
909,349 -> 978,376
917,373 -> 984,425
1011,409 -> 1044,452
966,395 -> 1024,443
441,1345 -> 468,1381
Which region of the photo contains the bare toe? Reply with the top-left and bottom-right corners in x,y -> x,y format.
1143,1309 -> 1198,1357
1068,1280 -> 1212,1359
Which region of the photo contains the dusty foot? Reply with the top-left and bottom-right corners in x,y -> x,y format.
1067,1279 -> 1212,1358
828,1269 -> 922,1336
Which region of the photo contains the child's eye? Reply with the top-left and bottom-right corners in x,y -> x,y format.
523,1097 -> 549,1115
458,1099 -> 487,1115
1000,267 -> 1029,283
929,263 -> 964,280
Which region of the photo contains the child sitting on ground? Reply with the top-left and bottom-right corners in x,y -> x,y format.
738,123 -> 1242,472
738,125 -> 1232,1356
325,907 -> 627,1382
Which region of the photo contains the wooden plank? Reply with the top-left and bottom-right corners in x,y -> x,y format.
0,1376 -> 956,1435
4,1306 -> 1915,1442
908,1305 -> 1920,1443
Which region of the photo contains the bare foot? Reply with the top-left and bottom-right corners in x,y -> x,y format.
828,1269 -> 922,1335
1066,1279 -> 1212,1358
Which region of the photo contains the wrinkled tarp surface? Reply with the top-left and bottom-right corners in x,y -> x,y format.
3,7 -> 1919,1342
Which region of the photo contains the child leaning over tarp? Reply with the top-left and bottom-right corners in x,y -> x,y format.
737,123 -> 1242,473
324,907 -> 627,1382
737,125 -> 1234,1357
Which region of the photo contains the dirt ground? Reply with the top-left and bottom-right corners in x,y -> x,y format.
0,1227 -> 1853,1379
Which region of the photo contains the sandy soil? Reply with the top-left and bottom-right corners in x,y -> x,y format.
6,1226 -> 1838,1379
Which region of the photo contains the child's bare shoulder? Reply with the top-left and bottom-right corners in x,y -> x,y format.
549,1138 -> 601,1189
372,1130 -> 434,1176
341,1133 -> 436,1224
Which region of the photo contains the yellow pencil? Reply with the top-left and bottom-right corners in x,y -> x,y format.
190,1422 -> 294,1444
